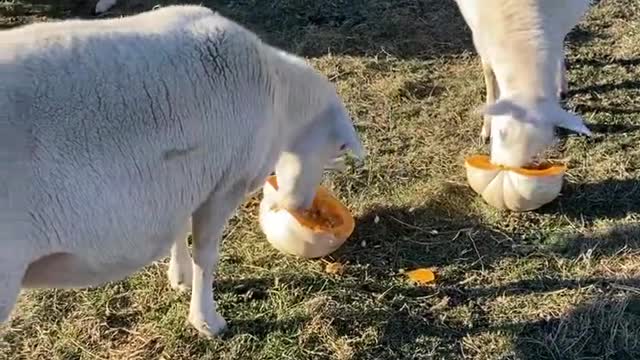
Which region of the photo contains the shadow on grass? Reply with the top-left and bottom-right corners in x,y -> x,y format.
541,179 -> 640,222
572,57 -> 640,68
576,120 -> 640,134
309,187 -> 640,357
0,0 -> 74,18
569,80 -> 640,97
4,0 -> 475,59
305,277 -> 640,358
335,179 -> 639,270
565,22 -> 607,49
6,0 -> 608,62
513,295 -> 640,360
333,184 -> 511,274
215,180 -> 639,357
574,103 -> 640,116
209,0 -> 475,58
223,316 -> 306,341
548,222 -> 640,257
334,211 -> 640,302
345,273 -> 640,358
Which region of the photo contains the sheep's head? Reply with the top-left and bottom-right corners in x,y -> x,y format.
273,98 -> 364,212
266,48 -> 364,211
480,97 -> 591,168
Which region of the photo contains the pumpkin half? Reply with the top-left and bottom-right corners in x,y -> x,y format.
465,155 -> 566,176
259,176 -> 355,258
464,155 -> 566,212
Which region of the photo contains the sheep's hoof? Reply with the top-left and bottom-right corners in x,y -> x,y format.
188,310 -> 227,337
168,272 -> 191,293
167,262 -> 192,293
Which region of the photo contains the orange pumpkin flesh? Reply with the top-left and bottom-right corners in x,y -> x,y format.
265,176 -> 355,240
406,268 -> 436,285
465,155 -> 566,177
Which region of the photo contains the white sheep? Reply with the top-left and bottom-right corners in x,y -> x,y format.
453,0 -> 593,167
0,5 -> 363,337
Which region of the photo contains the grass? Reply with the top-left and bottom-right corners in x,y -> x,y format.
1,0 -> 639,359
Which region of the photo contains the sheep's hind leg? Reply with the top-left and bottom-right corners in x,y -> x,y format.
557,53 -> 569,100
481,59 -> 499,144
0,260 -> 27,325
167,219 -> 193,292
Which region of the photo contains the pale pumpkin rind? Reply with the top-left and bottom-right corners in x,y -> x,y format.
259,176 -> 355,258
464,155 -> 566,212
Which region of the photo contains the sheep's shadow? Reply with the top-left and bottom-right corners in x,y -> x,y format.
579,121 -> 640,134
569,80 -> 640,97
331,176 -> 639,275
565,57 -> 640,117
540,178 -> 640,222
222,316 -> 307,341
4,0 -> 476,59
572,57 -> 640,68
574,103 -> 640,116
331,219 -> 640,358
206,0 -> 475,59
370,293 -> 640,359
0,0 -> 67,28
512,295 -> 640,359
565,23 -> 605,48
332,184 -> 514,275
212,269 -> 640,358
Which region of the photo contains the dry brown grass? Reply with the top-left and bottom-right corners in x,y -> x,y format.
1,0 -> 639,359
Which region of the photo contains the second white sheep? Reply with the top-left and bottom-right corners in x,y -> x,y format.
454,0 -> 593,167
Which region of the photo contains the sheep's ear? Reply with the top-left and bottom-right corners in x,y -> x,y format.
534,99 -> 592,136
330,104 -> 365,160
553,110 -> 592,136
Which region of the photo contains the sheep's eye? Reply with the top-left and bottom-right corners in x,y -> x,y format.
339,144 -> 347,151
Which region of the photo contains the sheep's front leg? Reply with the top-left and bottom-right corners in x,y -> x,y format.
557,53 -> 568,100
167,219 -> 193,292
188,186 -> 245,337
481,59 -> 499,143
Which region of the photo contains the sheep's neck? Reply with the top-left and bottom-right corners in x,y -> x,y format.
275,66 -> 326,143
475,0 -> 565,101
492,45 -> 560,101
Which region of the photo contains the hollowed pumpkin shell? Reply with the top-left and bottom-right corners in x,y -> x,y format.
464,155 -> 567,212
258,176 -> 355,258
